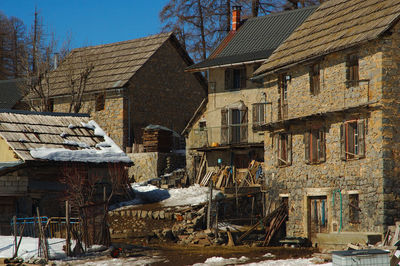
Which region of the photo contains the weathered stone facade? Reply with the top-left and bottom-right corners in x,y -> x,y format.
262,22 -> 400,242
51,38 -> 205,151
185,63 -> 265,180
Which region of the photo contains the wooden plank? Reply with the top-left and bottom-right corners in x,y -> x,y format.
195,154 -> 206,184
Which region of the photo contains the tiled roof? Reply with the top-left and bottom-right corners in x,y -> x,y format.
0,79 -> 24,109
254,0 -> 400,76
187,6 -> 317,71
0,110 -> 129,163
34,32 -> 173,97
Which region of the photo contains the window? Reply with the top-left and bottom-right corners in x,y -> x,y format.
199,120 -> 206,131
221,106 -> 248,144
225,67 -> 246,90
252,103 -> 266,125
310,63 -> 320,95
304,127 -> 325,164
276,133 -> 291,166
346,54 -> 359,87
349,194 -> 360,223
95,93 -> 105,111
340,120 -> 365,160
46,98 -> 54,112
278,74 -> 289,120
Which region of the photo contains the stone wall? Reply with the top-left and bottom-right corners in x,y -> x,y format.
128,152 -> 185,183
262,39 -> 387,239
381,22 -> 400,226
53,92 -> 126,148
127,39 -> 206,146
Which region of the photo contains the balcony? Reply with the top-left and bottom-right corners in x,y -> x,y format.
191,123 -> 264,150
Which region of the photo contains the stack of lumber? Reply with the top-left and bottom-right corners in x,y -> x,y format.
196,160 -> 264,193
143,128 -> 172,152
236,203 -> 287,246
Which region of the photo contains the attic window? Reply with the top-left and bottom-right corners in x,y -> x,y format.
46,99 -> 54,112
346,54 -> 359,87
95,93 -> 105,111
225,67 -> 246,90
310,63 -> 320,95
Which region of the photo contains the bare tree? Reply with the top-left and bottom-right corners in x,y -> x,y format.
60,163 -> 131,247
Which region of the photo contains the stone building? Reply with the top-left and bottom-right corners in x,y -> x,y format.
0,110 -> 131,234
252,0 -> 400,247
26,33 -> 206,152
183,6 -> 316,181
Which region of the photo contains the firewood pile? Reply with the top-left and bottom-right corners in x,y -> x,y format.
143,128 -> 172,152
195,159 -> 264,191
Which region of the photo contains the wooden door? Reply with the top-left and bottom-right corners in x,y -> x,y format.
0,197 -> 15,235
308,196 -> 328,243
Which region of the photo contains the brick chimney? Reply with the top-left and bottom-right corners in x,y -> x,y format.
232,6 -> 242,31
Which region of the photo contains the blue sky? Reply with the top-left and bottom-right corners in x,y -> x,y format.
2,0 -> 170,49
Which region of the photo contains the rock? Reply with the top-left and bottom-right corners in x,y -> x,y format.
147,211 -> 153,218
153,211 -> 159,219
159,210 -> 165,219
141,210 -> 147,218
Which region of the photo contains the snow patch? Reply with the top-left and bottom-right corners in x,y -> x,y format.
193,256 -> 249,266
63,140 -> 90,148
30,120 -> 132,164
112,184 -> 222,210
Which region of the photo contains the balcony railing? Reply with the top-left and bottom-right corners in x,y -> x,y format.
192,123 -> 263,148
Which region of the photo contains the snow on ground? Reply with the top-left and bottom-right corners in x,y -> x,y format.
30,120 -> 132,164
112,183 -> 222,210
193,256 -> 332,266
0,235 -> 69,260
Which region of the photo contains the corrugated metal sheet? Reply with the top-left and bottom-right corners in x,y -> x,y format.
255,0 -> 400,75
188,6 -> 317,70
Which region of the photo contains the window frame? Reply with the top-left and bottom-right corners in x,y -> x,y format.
346,54 -> 359,88
310,63 -> 320,95
252,103 -> 266,126
225,67 -> 247,91
304,127 -> 326,164
276,132 -> 292,167
349,193 -> 360,224
340,119 -> 365,160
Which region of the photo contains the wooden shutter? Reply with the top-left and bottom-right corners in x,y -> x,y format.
225,69 -> 233,90
252,104 -> 258,124
345,55 -> 351,88
287,134 -> 292,165
357,119 -> 365,158
304,131 -> 310,163
314,64 -> 320,95
240,67 -> 247,89
221,109 -> 228,144
275,134 -> 280,166
340,123 -> 346,160
309,68 -> 314,95
319,128 -> 326,162
240,106 -> 248,143
260,104 -> 265,123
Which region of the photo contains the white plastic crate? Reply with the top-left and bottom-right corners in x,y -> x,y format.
332,249 -> 389,266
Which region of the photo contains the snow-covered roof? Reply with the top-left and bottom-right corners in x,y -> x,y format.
0,110 -> 132,164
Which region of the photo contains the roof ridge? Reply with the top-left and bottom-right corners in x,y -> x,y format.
0,109 -> 90,118
247,5 -> 319,21
72,32 -> 172,52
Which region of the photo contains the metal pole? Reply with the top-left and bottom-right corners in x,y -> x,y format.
13,216 -> 17,257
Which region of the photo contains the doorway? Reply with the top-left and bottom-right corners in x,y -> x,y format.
307,196 -> 328,243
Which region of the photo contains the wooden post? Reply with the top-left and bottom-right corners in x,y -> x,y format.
233,166 -> 239,217
36,207 -> 48,261
13,216 -> 17,257
207,180 -> 213,229
66,201 -> 71,256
